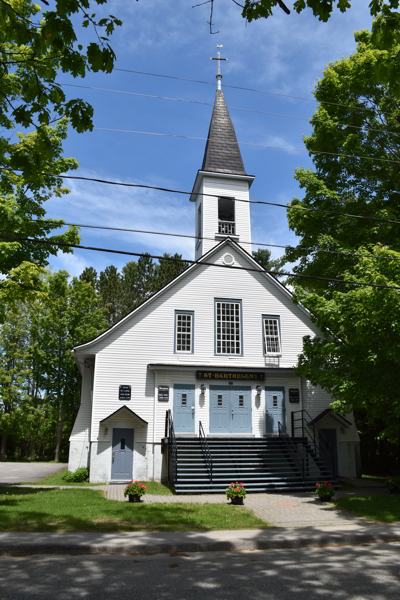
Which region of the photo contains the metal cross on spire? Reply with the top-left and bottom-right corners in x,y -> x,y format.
210,45 -> 227,91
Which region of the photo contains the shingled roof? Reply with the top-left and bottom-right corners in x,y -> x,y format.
201,90 -> 246,175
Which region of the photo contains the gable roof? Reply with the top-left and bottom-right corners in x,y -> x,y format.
201,90 -> 246,175
100,406 -> 148,426
307,408 -> 352,428
73,238 -> 312,355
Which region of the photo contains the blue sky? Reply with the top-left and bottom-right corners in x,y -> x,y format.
43,0 -> 374,277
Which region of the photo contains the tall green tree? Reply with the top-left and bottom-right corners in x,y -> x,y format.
96,254 -> 190,325
0,303 -> 30,458
97,265 -> 122,324
0,0 -> 123,320
29,271 -> 107,461
282,30 -> 400,442
252,248 -> 285,273
152,253 -> 189,292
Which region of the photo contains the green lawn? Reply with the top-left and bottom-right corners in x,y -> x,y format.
23,468 -> 102,487
333,495 -> 400,523
24,469 -> 174,494
362,474 -> 389,482
0,487 -> 269,532
142,481 -> 174,495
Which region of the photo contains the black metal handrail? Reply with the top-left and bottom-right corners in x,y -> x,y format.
278,421 -> 305,479
199,421 -> 213,483
291,409 -> 335,475
165,409 -> 177,486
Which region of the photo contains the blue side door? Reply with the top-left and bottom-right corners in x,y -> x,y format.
231,387 -> 252,433
111,428 -> 134,480
174,384 -> 195,433
210,386 -> 230,434
265,387 -> 285,434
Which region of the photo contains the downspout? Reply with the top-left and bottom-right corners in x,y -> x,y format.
153,369 -> 157,481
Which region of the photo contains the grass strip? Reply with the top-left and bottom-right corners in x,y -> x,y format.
333,495 -> 400,523
23,468 -> 102,487
24,470 -> 173,494
0,487 -> 269,532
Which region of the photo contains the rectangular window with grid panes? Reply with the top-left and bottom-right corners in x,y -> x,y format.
215,300 -> 242,355
175,311 -> 194,353
263,316 -> 281,355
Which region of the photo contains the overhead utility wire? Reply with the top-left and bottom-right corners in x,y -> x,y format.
2,168 -> 400,226
59,83 -> 398,137
26,217 -> 400,263
2,234 -> 400,291
93,127 -> 400,165
113,68 -> 384,115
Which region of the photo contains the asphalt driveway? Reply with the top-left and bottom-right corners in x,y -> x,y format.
0,462 -> 67,484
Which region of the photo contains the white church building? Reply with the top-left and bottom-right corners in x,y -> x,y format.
68,56 -> 360,491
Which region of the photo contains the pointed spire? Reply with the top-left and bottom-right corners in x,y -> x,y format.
202,46 -> 247,176
202,90 -> 247,175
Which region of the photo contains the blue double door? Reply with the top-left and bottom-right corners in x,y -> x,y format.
210,386 -> 252,434
265,387 -> 286,434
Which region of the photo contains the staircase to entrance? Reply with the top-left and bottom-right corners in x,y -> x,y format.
165,410 -> 338,494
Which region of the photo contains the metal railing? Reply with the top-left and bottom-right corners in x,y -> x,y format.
278,421 -> 305,480
165,409 -> 177,486
218,220 -> 235,235
199,421 -> 213,483
291,409 -> 335,476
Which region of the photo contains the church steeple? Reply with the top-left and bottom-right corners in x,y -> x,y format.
202,46 -> 246,176
190,47 -> 255,260
201,89 -> 247,176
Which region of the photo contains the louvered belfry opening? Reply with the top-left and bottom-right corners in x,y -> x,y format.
202,90 -> 246,175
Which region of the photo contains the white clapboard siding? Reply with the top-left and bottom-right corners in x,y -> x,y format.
302,380 -> 359,442
195,176 -> 251,259
84,243 -> 324,441
70,364 -> 92,441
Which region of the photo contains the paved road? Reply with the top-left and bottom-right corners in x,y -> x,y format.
0,462 -> 66,484
0,542 -> 399,600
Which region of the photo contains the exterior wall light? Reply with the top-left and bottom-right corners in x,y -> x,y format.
104,427 -> 109,435
200,384 -> 206,394
256,385 -> 262,396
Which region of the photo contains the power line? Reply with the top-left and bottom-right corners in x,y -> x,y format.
3,168 -> 400,226
26,217 -> 400,263
93,126 -> 400,165
59,82 -> 398,137
2,234 -> 400,291
113,67 -> 386,116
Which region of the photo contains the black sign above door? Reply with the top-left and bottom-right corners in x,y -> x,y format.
196,371 -> 265,381
119,385 -> 131,401
288,388 -> 300,403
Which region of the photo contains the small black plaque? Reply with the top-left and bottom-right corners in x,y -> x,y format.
158,386 -> 169,401
119,385 -> 131,401
289,388 -> 300,403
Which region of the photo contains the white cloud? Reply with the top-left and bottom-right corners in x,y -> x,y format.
46,169 -> 196,264
52,251 -> 91,278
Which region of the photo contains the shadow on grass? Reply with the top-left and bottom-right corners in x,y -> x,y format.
333,495 -> 400,523
0,487 -> 267,532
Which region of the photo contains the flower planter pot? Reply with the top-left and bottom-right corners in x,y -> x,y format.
231,497 -> 244,505
389,487 -> 400,495
128,494 -> 141,503
318,495 -> 333,502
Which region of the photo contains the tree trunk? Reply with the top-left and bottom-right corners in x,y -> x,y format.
0,433 -> 7,459
54,405 -> 65,462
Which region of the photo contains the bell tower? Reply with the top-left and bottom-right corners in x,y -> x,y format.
190,46 -> 255,259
